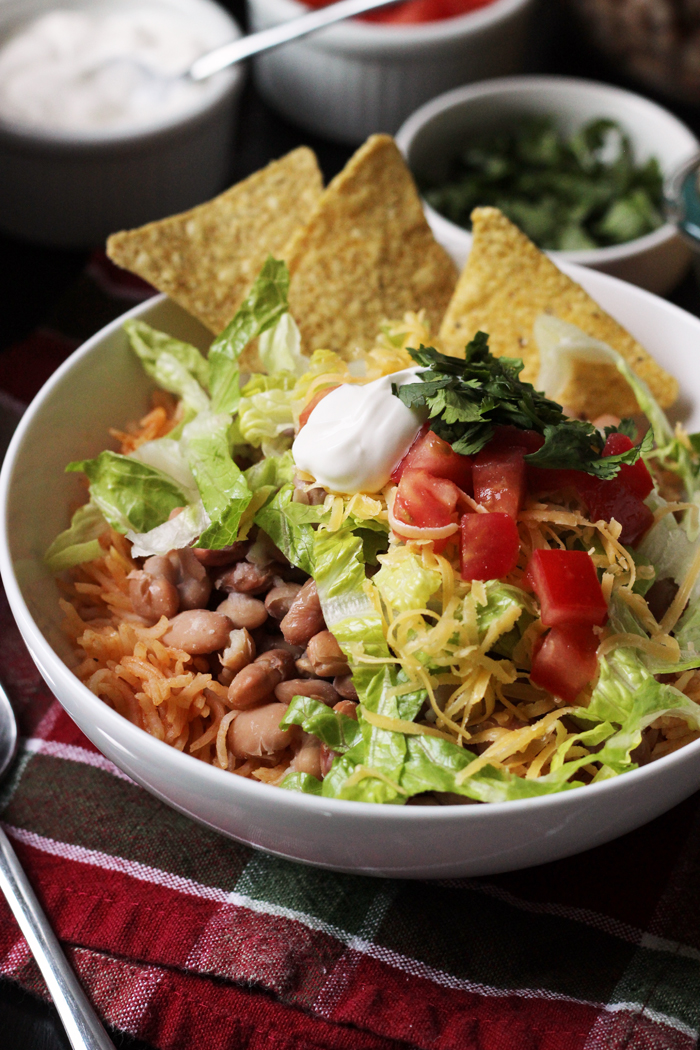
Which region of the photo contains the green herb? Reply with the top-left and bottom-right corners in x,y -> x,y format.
394,334 -> 651,477
422,117 -> 664,251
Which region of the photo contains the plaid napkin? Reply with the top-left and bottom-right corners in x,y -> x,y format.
2,255 -> 700,1050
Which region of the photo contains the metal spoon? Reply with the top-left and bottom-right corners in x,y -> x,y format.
0,683 -> 115,1049
189,0 -> 401,80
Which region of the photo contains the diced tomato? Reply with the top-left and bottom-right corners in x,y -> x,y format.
602,431 -> 654,500
527,466 -> 580,496
298,385 -> 339,429
305,0 -> 496,24
488,426 -> 544,455
473,446 -> 526,519
394,469 -> 460,530
574,473 -> 654,547
530,624 -> 600,704
460,512 -> 520,581
525,549 -> 608,628
391,425 -> 473,491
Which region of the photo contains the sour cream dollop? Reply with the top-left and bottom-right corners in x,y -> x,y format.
0,9 -> 211,133
292,368 -> 426,495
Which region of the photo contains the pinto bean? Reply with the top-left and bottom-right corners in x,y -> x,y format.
215,561 -> 275,595
265,583 -> 302,620
319,744 -> 337,778
217,592 -> 268,630
128,570 -> 179,621
220,628 -> 256,675
228,703 -> 299,759
289,733 -> 322,778
274,678 -> 340,707
307,631 -> 349,678
254,633 -> 305,659
168,548 -> 211,610
245,531 -> 289,567
280,579 -> 325,646
333,700 -> 358,720
333,675 -> 358,701
228,648 -> 296,710
193,541 -> 249,567
161,610 -> 232,654
295,653 -> 315,678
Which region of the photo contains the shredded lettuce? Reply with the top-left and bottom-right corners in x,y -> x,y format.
209,257 -> 289,414
373,550 -> 441,615
127,500 -> 210,559
66,451 -> 187,535
181,412 -> 252,549
124,320 -> 210,413
254,484 -> 316,574
258,312 -> 308,377
44,503 -> 109,572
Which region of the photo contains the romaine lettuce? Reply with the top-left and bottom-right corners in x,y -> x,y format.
181,412 -> 252,549
66,451 -> 187,534
124,320 -> 210,413
44,503 -> 109,572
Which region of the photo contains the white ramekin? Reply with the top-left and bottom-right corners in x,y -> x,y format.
246,0 -> 537,144
0,0 -> 244,248
395,76 -> 700,296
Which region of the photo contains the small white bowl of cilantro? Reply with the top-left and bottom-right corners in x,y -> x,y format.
396,75 -> 699,296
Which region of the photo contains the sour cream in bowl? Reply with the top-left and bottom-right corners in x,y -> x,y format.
0,0 -> 243,247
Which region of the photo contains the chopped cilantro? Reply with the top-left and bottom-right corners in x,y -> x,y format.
393,334 -> 652,478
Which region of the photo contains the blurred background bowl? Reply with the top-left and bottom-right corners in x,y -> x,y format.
0,0 -> 244,249
396,74 -> 700,295
246,0 -> 537,144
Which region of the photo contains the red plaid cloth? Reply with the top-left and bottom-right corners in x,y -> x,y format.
1,254 -> 700,1049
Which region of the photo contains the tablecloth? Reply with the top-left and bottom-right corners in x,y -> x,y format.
1,254 -> 700,1050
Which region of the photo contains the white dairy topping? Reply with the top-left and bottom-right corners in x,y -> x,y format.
292,368 -> 426,495
0,9 -> 211,133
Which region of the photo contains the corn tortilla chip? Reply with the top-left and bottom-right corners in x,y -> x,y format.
106,148 -> 323,336
438,207 -> 678,417
285,135 -> 457,357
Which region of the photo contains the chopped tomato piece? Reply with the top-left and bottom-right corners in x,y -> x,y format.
473,446 -> 526,519
460,512 -> 520,581
602,431 -> 654,500
488,426 -> 544,455
394,468 -> 460,530
525,549 -> 608,628
530,624 -> 600,703
298,385 -> 339,429
527,466 -> 580,496
574,473 -> 653,547
391,425 -> 473,491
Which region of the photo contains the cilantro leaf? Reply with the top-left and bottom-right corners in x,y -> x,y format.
396,335 -> 652,477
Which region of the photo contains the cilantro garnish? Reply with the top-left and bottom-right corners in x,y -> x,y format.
393,334 -> 652,479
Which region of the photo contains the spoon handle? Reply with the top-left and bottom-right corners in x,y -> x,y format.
189,0 -> 401,80
0,827 -> 115,1049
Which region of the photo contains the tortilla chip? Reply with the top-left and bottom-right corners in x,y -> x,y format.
438,207 -> 678,417
106,148 -> 323,335
285,135 -> 457,357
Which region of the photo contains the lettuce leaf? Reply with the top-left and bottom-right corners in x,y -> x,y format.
373,550 -> 441,615
254,484 -> 316,574
280,695 -> 363,752
124,320 -> 210,413
181,412 -> 252,549
44,503 -> 109,572
244,449 -> 296,494
209,258 -> 289,414
258,312 -> 308,377
66,451 -> 186,534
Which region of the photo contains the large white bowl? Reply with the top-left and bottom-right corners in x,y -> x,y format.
3,266 -> 700,879
396,76 -> 700,296
0,0 -> 243,248
247,0 -> 536,144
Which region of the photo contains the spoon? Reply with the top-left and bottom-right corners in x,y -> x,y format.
0,683 -> 115,1049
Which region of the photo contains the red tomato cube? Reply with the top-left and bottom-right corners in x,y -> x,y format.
531,624 -> 600,703
488,426 -> 544,455
392,426 -> 473,492
602,431 -> 654,500
574,473 -> 654,547
460,512 -> 520,581
394,469 -> 460,530
526,549 -> 608,627
473,446 -> 526,519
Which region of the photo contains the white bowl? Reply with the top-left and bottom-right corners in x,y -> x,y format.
0,0 -> 244,248
246,0 -> 536,144
3,266 -> 700,879
396,76 -> 700,296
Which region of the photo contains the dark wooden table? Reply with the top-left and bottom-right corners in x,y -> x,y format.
2,2 -> 700,1046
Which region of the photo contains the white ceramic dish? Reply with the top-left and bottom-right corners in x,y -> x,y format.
3,265 -> 700,879
246,0 -> 536,144
395,76 -> 700,296
0,0 -> 243,248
